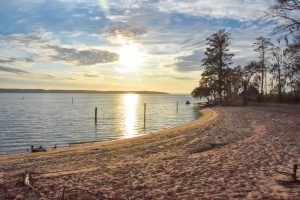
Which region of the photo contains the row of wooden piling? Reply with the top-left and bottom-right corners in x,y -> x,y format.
93,101 -> 180,128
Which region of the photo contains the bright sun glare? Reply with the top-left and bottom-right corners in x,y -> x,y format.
117,34 -> 143,72
123,93 -> 138,138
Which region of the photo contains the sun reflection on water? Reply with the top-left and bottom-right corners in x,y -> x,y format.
123,93 -> 138,138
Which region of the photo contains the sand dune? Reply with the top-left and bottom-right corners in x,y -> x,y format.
0,106 -> 299,199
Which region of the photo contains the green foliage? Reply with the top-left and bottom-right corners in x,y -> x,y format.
191,86 -> 211,101
191,1 -> 300,104
201,29 -> 234,104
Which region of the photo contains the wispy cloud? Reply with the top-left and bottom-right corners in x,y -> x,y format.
0,29 -> 119,67
0,0 -> 277,92
48,45 -> 119,66
0,66 -> 30,74
153,0 -> 272,21
0,57 -> 34,64
1,29 -> 58,46
163,50 -> 204,72
84,74 -> 99,78
164,61 -> 200,72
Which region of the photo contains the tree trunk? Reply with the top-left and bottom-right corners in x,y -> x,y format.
218,90 -> 222,104
213,94 -> 217,104
278,64 -> 282,102
243,81 -> 248,106
261,41 -> 265,96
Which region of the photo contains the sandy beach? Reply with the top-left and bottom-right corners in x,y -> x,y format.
0,105 -> 299,199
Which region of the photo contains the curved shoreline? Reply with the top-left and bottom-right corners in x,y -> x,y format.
1,105 -> 300,199
0,108 -> 217,161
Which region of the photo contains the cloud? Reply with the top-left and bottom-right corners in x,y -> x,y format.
0,0 -> 277,93
47,45 -> 119,66
0,66 -> 30,74
2,29 -> 58,46
0,58 -> 15,64
103,0 -> 272,23
89,16 -> 101,21
172,76 -> 198,80
105,23 -> 147,43
84,74 -> 99,77
0,57 -> 34,64
0,0 -> 106,34
164,61 -> 201,72
41,74 -> 56,79
176,50 -> 203,63
164,50 -> 204,72
0,29 -> 119,67
0,29 -> 59,64
156,0 -> 272,21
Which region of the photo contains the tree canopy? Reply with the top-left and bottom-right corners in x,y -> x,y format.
201,29 -> 234,104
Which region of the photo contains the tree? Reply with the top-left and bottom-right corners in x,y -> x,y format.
191,86 -> 211,102
241,62 -> 260,106
284,38 -> 300,97
223,66 -> 243,101
265,0 -> 300,36
270,46 -> 287,101
201,29 -> 234,104
253,37 -> 273,95
263,0 -> 300,101
198,70 -> 219,104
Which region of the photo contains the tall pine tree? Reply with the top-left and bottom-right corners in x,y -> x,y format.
201,29 -> 234,104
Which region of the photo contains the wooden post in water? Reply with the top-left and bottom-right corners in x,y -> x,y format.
144,103 -> 146,129
177,101 -> 178,113
293,164 -> 298,182
72,97 -> 73,104
22,96 -> 24,100
95,107 -> 98,124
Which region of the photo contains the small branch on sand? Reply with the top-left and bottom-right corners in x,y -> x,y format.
292,164 -> 298,182
24,172 -> 33,189
61,186 -> 67,200
23,171 -> 43,197
276,164 -> 300,186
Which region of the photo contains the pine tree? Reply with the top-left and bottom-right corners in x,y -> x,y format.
201,29 -> 234,104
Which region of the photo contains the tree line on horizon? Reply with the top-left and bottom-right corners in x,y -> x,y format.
192,0 -> 300,105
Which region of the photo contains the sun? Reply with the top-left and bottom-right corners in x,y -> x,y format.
119,44 -> 142,72
116,34 -> 143,72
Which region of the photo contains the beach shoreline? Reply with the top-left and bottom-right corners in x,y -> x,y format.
1,105 -> 299,199
0,108 -> 217,160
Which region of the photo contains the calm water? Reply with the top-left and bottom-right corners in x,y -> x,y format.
0,93 -> 201,154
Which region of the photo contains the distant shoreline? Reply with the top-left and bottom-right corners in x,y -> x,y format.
0,88 -> 168,94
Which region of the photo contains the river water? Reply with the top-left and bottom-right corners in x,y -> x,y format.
0,93 -> 201,154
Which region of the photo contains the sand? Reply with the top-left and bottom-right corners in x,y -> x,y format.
0,105 -> 299,200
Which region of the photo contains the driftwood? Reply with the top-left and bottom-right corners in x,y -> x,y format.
293,164 -> 298,182
23,171 -> 43,197
31,145 -> 47,153
23,171 -> 117,200
276,164 -> 300,187
189,142 -> 228,154
24,172 -> 33,189
61,186 -> 66,200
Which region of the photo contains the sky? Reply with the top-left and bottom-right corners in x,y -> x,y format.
0,0 -> 276,93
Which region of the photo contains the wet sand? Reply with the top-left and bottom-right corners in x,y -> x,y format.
0,106 -> 299,199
